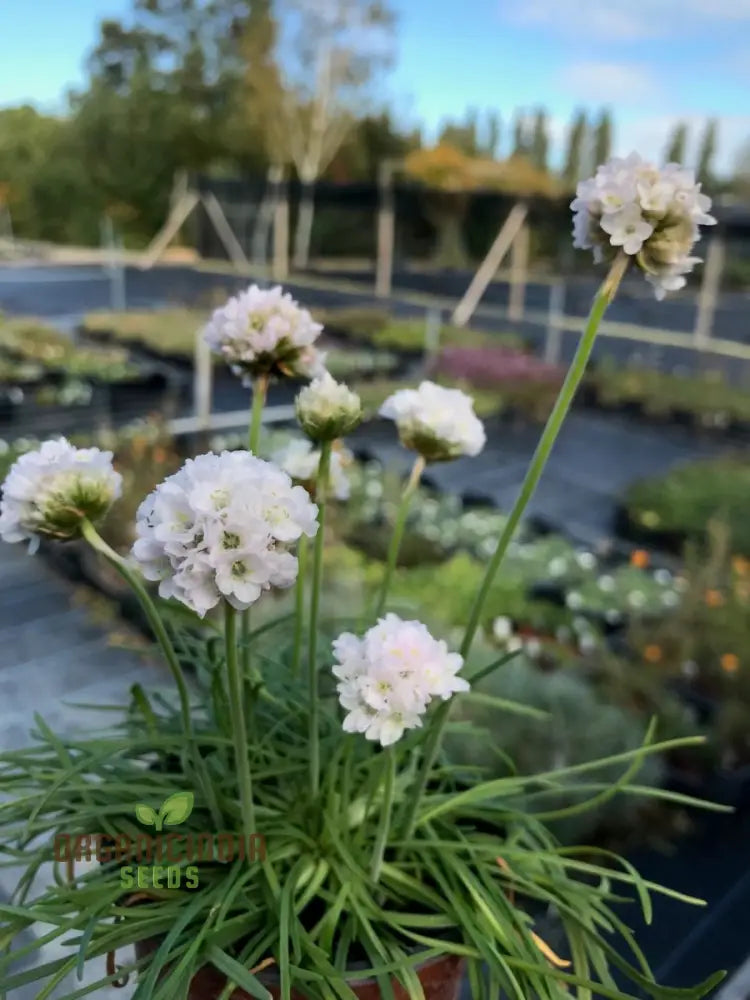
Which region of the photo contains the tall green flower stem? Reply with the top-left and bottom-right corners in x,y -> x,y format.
224,605 -> 257,837
401,252 -> 629,843
80,519 -> 223,827
248,374 -> 269,453
370,747 -> 395,883
373,454 -> 426,619
80,519 -> 193,738
242,374 -> 270,685
461,252 -> 629,659
292,533 -> 309,676
308,439 -> 332,798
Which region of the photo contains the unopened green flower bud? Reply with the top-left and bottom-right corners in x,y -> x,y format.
0,439 -> 122,550
296,373 -> 362,443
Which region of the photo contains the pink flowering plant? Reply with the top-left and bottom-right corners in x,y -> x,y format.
0,174 -> 726,999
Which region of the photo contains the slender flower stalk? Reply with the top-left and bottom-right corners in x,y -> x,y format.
308,440 -> 332,797
80,518 -> 193,738
80,518 -> 225,828
248,374 -> 269,454
401,252 -> 629,844
373,455 -> 426,619
461,252 -> 628,659
292,533 -> 308,676
370,748 -> 395,883
224,604 -> 257,837
244,374 -> 269,689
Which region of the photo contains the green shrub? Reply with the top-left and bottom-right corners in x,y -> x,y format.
313,306 -> 526,353
81,309 -> 209,360
1,317 -> 139,381
627,523 -> 750,768
324,347 -> 400,381
313,306 -> 390,340
446,652 -> 670,843
624,455 -> 750,554
589,359 -> 750,428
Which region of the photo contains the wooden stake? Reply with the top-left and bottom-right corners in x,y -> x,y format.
694,235 -> 725,349
272,167 -> 289,282
138,191 -> 200,271
193,333 -> 213,435
544,281 -> 566,364
451,203 -> 528,327
201,192 -> 249,271
376,160 -> 396,299
508,221 -> 530,321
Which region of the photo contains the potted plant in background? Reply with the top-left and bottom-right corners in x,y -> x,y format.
0,154 -> 726,999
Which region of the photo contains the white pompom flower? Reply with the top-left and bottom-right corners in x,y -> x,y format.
272,438 -> 352,501
571,152 -> 716,299
379,381 -> 486,462
296,372 -> 362,443
0,438 -> 122,550
332,614 -> 469,746
131,451 -> 319,616
203,284 -> 324,382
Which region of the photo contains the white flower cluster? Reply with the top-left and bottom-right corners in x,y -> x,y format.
132,451 -> 319,616
203,284 -> 325,382
296,372 -> 362,442
272,438 -> 352,501
380,381 -> 486,462
0,438 -> 122,550
333,614 -> 469,746
571,153 -> 716,299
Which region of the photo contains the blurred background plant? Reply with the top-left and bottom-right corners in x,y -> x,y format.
623,456 -> 750,555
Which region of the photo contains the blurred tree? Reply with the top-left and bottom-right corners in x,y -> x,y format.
495,156 -> 559,197
72,78 -> 190,242
406,143 -> 558,268
486,111 -> 501,159
593,109 -> 613,168
730,139 -> 750,200
332,111 -> 420,180
71,0 -> 259,243
0,107 -> 98,243
512,111 -> 531,158
404,144 -> 475,268
530,109 -> 549,172
665,122 -> 688,165
438,109 -> 500,158
439,111 -> 479,157
243,0 -> 395,269
697,119 -> 718,189
563,109 -> 588,189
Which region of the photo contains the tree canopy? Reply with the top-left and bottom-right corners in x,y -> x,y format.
0,0 -> 739,249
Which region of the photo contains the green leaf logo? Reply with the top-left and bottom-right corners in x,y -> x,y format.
135,803 -> 158,827
135,791 -> 194,831
159,791 -> 194,828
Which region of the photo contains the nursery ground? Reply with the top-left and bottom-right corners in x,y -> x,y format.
2,262 -> 750,383
348,410 -> 727,548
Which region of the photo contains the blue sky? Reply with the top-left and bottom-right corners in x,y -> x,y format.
2,0 -> 749,173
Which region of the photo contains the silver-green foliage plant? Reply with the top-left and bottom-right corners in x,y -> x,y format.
447,650 -> 667,842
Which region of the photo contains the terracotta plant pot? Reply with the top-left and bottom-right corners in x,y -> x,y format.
135,938 -> 464,999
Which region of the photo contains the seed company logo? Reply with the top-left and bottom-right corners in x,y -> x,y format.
135,790 -> 195,832
53,789 -> 265,890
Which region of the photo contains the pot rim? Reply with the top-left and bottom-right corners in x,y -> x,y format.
256,950 -> 464,987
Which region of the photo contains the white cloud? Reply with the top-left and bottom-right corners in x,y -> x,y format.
560,62 -> 658,103
507,0 -> 750,40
